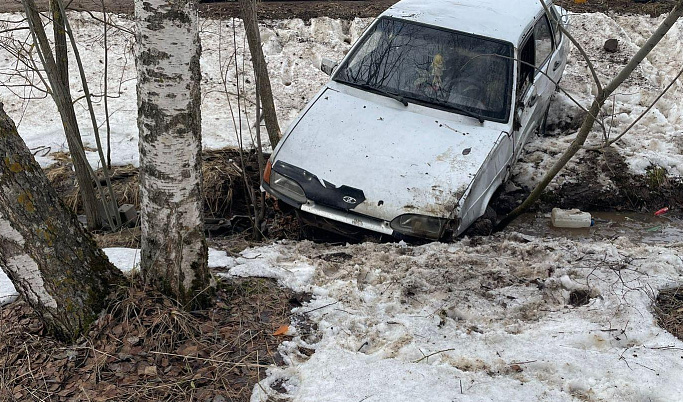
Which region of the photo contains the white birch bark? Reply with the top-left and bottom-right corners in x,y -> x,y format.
0,216 -> 57,309
0,104 -> 124,342
134,0 -> 211,306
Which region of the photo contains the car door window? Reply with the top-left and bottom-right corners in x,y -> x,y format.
517,36 -> 534,98
549,7 -> 562,46
534,16 -> 553,68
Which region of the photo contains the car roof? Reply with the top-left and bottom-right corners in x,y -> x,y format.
381,0 -> 552,44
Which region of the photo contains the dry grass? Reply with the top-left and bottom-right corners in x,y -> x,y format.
46,148 -> 251,219
0,277 -> 296,402
654,287 -> 683,341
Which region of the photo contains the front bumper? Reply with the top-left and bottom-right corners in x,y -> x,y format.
263,181 -> 395,237
301,203 -> 394,236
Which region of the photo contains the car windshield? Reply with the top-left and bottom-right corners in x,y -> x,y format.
334,18 -> 514,122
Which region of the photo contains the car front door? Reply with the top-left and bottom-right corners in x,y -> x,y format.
513,15 -> 555,157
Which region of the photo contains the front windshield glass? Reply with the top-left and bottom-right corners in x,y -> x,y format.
335,18 -> 514,122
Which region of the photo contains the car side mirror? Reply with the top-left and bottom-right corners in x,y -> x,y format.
320,58 -> 338,76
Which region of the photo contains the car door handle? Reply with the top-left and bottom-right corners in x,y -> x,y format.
527,94 -> 538,107
553,60 -> 561,71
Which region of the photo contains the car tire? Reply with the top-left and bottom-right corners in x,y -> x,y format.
464,205 -> 497,237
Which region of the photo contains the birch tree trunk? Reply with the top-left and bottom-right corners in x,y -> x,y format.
239,0 -> 281,147
134,0 -> 211,307
0,104 -> 125,342
22,0 -> 101,230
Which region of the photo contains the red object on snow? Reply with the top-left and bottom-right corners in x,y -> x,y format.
655,207 -> 669,216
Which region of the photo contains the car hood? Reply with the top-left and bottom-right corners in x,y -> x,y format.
273,86 -> 506,221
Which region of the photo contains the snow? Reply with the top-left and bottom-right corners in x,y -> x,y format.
0,12 -> 369,168
218,236 -> 683,401
217,242 -> 316,292
103,247 -> 141,274
1,11 -> 681,190
0,271 -> 18,306
1,12 -> 681,189
0,247 -> 236,305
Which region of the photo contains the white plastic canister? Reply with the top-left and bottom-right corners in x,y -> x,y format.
551,208 -> 593,228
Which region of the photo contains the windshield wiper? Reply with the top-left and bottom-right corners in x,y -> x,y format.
422,98 -> 485,124
376,89 -> 409,107
342,82 -> 409,107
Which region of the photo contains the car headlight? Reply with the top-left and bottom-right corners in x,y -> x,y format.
390,214 -> 450,239
270,171 -> 307,204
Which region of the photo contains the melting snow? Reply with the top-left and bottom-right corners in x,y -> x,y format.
220,236 -> 683,401
1,8 -> 683,400
0,247 -> 235,306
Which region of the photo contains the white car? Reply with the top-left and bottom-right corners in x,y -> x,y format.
263,0 -> 569,240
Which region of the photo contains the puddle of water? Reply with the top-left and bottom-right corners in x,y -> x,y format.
506,211 -> 683,245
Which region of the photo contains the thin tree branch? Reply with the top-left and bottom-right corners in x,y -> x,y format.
540,0 -> 604,95
586,64 -> 683,151
55,0 -> 120,228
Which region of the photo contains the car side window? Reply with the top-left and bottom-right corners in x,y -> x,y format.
517,36 -> 534,98
549,7 -> 562,46
534,16 -> 553,68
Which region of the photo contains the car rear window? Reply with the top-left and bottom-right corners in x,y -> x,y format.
334,17 -> 514,122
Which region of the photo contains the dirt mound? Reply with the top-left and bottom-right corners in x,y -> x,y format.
542,148 -> 683,212
0,278 -> 295,402
557,0 -> 677,17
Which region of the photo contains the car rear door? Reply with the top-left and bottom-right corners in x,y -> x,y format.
547,5 -> 569,86
533,15 -> 556,111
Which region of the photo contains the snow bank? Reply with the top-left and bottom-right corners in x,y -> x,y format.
0,247 -> 235,306
218,236 -> 683,401
217,242 -> 316,292
0,269 -> 18,306
0,12 -> 370,168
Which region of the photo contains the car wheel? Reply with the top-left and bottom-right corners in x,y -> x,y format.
464,205 -> 497,237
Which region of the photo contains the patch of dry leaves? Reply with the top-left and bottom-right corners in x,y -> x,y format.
0,278 -> 296,402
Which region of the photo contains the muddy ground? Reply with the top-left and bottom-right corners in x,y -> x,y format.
2,0 -> 396,19
1,0 -> 678,18
497,148 -> 683,218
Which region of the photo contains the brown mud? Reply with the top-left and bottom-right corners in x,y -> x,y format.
491,146 -> 683,232
527,147 -> 682,213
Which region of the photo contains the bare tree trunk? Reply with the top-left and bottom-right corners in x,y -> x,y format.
134,0 -> 211,307
239,0 -> 281,148
0,104 -> 125,342
500,0 -> 683,227
22,0 -> 101,230
50,0 -> 68,85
